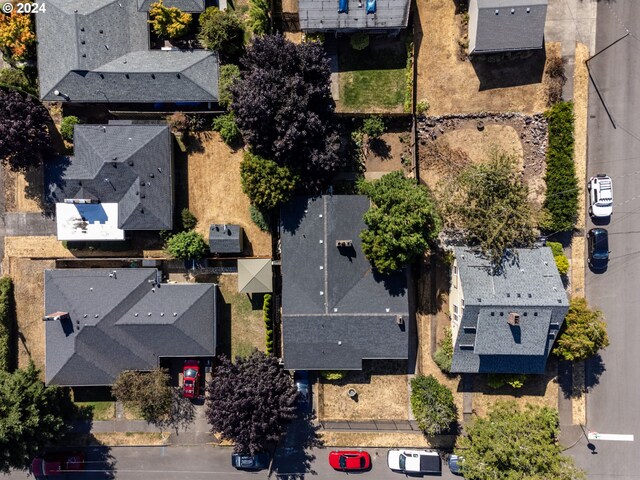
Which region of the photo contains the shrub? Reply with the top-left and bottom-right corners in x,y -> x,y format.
543,102 -> 578,232
553,297 -> 609,362
180,208 -> 198,231
554,254 -> 569,276
410,375 -> 457,435
219,64 -> 241,109
321,371 -> 346,381
213,112 -> 242,145
487,373 -> 527,389
547,241 -> 564,257
416,99 -> 430,115
350,32 -> 369,50
546,56 -> 566,105
361,116 -> 385,140
0,68 -> 34,95
0,9 -> 36,62
249,205 -> 271,232
165,230 -> 208,260
60,116 -> 80,143
248,0 -> 271,35
0,277 -> 16,372
240,152 -> 297,210
197,8 -> 245,61
434,328 -> 453,374
148,1 -> 192,39
263,294 -> 273,355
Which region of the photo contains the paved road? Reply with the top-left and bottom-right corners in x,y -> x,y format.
7,445 -> 459,479
569,1 -> 640,478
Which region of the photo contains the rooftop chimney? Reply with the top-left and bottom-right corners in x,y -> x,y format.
43,311 -> 69,321
508,312 -> 520,326
336,239 -> 353,248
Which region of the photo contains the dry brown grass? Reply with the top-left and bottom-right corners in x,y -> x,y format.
320,361 -> 409,421
13,171 -> 43,213
185,133 -> 271,257
321,431 -> 431,448
283,31 -> 302,44
415,0 -> 559,115
71,432 -> 169,446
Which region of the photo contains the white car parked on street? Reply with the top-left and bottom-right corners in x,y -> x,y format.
588,174 -> 613,217
387,449 -> 441,474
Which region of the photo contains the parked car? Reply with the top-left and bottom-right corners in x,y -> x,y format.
588,174 -> 614,217
387,449 -> 441,474
329,450 -> 371,471
294,370 -> 310,411
231,452 -> 270,470
31,451 -> 84,478
448,454 -> 464,475
588,228 -> 609,271
182,360 -> 201,399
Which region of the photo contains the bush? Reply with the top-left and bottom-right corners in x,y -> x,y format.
321,371 -> 346,381
248,0 -> 271,35
0,68 -> 34,95
0,277 -> 15,372
263,294 -> 273,355
180,208 -> 198,231
410,375 -> 457,435
350,32 -> 369,50
197,8 -> 245,61
240,152 -> 297,210
416,99 -> 430,115
249,205 -> 271,232
148,1 -> 192,39
213,112 -> 242,145
553,297 -> 609,362
547,241 -> 563,257
0,10 -> 36,62
434,328 -> 453,374
60,116 -> 80,143
543,102 -> 578,232
361,116 -> 385,140
219,64 -> 241,109
555,254 -> 569,276
165,230 -> 208,260
487,373 -> 527,389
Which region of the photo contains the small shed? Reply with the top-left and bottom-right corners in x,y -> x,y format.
209,224 -> 243,254
238,258 -> 273,293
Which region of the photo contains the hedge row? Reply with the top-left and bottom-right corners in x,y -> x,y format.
543,102 -> 578,232
263,294 -> 273,355
0,276 -> 16,372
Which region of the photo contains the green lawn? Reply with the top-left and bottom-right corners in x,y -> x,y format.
75,401 -> 116,421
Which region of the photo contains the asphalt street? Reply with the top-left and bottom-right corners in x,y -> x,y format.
7,445 -> 460,479
567,1 -> 640,478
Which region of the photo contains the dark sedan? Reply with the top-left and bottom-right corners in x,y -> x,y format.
231,452 -> 270,470
588,228 -> 609,271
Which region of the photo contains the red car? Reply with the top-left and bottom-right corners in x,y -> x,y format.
31,451 -> 84,478
329,450 -> 371,471
182,360 -> 201,399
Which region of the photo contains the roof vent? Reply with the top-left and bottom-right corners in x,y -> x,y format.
511,8 -> 515,13
173,312 -> 177,317
147,312 -> 152,316
508,312 -> 520,326
43,311 -> 69,321
336,240 -> 352,247
134,313 -> 139,317
396,315 -> 404,325
338,341 -> 342,345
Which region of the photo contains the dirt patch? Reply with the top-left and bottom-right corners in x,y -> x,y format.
415,0 -> 560,115
321,431 -> 431,448
319,360 -> 409,421
283,31 -> 302,44
184,133 -> 271,257
364,120 -> 413,179
68,432 -> 169,447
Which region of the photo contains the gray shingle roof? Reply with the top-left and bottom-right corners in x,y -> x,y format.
450,247 -> 567,374
469,0 -> 547,54
280,195 -> 409,370
44,268 -> 217,386
209,224 -> 243,254
45,124 -> 173,231
137,0 -> 205,12
36,0 -> 219,103
298,0 -> 410,31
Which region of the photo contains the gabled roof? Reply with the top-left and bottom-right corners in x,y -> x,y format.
45,124 -> 173,232
36,0 -> 218,103
469,0 -> 547,54
450,247 -> 568,374
280,195 -> 409,370
44,268 -> 217,386
298,0 -> 410,31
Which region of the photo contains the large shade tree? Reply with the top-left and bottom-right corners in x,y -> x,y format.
231,34 -> 343,189
358,171 -> 441,274
240,152 -> 297,210
0,89 -> 51,171
410,375 -> 456,436
0,363 -> 73,473
206,351 -> 298,454
457,401 -> 585,480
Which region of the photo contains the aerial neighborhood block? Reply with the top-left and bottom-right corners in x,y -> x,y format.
35,0 -> 218,103
280,195 -> 411,370
449,247 -> 568,374
468,0 -> 548,54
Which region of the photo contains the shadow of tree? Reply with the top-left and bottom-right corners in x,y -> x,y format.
369,138 -> 392,160
272,411 -> 324,480
584,354 -> 606,392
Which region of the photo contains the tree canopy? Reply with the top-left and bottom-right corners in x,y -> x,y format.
231,35 -> 343,189
0,8 -> 36,62
148,1 -> 192,39
358,171 -> 441,274
206,351 -> 298,454
410,375 -> 456,436
197,8 -> 245,62
0,363 -> 72,473
248,0 -> 271,35
439,149 -> 536,264
457,401 -> 585,480
553,297 -> 609,362
240,152 -> 297,210
165,230 -> 208,260
0,89 -> 51,172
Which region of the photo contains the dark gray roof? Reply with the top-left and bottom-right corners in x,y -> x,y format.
298,0 -> 410,31
44,268 -> 217,386
45,124 -> 173,231
209,224 -> 243,254
36,0 -> 219,103
137,0 -> 205,12
469,0 -> 547,54
450,247 -> 568,374
280,195 -> 409,370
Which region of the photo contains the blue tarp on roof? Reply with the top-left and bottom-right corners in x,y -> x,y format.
339,0 -> 348,13
366,0 -> 376,13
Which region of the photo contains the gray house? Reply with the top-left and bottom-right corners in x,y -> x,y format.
44,268 -> 217,386
449,247 -> 568,374
468,0 -> 548,54
45,123 -> 173,241
36,0 -> 218,103
280,195 -> 410,370
298,0 -> 410,31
